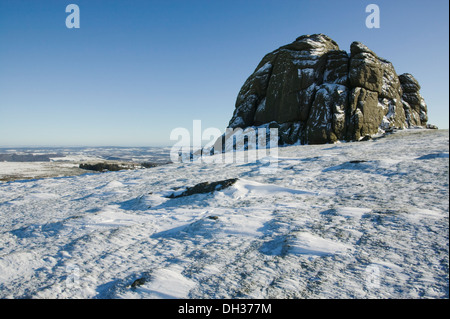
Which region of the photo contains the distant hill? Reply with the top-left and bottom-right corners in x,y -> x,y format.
0,153 -> 64,162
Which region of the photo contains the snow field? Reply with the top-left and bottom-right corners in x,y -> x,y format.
0,129 -> 448,299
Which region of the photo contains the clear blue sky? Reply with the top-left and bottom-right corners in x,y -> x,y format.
0,0 -> 448,146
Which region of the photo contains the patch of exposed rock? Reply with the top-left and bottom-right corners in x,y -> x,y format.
167,178 -> 239,198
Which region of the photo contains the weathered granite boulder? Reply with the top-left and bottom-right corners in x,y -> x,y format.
167,179 -> 239,198
223,34 -> 430,148
399,73 -> 428,126
349,42 -> 383,94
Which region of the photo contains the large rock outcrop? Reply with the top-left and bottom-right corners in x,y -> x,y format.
224,34 -> 429,147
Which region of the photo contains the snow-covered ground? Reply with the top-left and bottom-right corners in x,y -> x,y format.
0,162 -> 89,182
0,146 -> 171,182
0,129 -> 448,299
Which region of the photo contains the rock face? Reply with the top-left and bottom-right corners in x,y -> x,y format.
226,34 -> 429,146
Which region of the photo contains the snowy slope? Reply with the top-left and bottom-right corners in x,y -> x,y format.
0,129 -> 448,299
